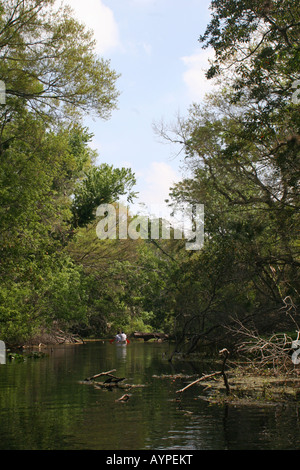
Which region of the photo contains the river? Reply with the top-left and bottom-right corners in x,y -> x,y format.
0,340 -> 300,450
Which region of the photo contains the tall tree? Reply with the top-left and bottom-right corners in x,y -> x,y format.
156,0 -> 300,352
0,1 -> 131,345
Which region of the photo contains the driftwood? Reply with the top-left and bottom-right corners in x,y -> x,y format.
176,348 -> 231,396
84,369 -> 125,383
81,369 -> 148,396
94,382 -> 127,390
116,394 -> 131,402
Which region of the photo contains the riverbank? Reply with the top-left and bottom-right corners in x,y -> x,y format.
21,328 -> 84,348
167,346 -> 300,406
194,365 -> 300,406
20,329 -> 171,349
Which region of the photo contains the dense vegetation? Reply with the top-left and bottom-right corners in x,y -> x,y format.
0,0 -> 299,357
0,0 -> 135,344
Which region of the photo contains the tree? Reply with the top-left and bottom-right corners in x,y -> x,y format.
66,205 -> 179,336
0,119 -> 89,343
0,1 -> 128,345
0,0 -> 120,122
71,165 -> 137,228
154,0 -> 300,353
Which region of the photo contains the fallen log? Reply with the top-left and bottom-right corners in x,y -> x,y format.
94,382 -> 129,390
133,332 -> 169,342
104,376 -> 126,384
81,369 -> 147,394
93,382 -> 145,391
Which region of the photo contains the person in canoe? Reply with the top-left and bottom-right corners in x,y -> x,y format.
115,331 -> 122,343
113,331 -> 128,344
119,332 -> 127,343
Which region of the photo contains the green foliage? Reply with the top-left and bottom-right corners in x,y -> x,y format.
153,0 -> 300,350
0,0 -> 132,345
71,165 -> 137,227
1,0 -> 298,350
0,0 -> 120,121
65,215 -> 177,337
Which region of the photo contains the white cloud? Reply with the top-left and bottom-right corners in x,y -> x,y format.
181,48 -> 217,102
143,161 -> 179,201
62,0 -> 120,54
132,161 -> 180,217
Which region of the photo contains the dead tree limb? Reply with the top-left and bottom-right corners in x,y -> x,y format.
176,348 -> 230,395
219,348 -> 230,395
176,371 -> 222,394
84,369 -> 117,382
116,394 -> 131,402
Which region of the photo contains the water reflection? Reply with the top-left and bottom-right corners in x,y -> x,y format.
0,341 -> 300,450
115,344 -> 127,362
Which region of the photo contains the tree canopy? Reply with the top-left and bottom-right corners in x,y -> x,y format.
0,0 -> 120,121
0,0 -> 132,344
0,0 -> 299,353
157,0 -> 300,353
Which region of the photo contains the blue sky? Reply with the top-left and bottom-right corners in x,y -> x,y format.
62,0 -> 216,215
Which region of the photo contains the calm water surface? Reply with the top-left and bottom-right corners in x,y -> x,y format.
0,341 -> 300,450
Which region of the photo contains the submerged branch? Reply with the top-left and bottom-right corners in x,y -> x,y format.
176,370 -> 222,394
176,348 -> 230,395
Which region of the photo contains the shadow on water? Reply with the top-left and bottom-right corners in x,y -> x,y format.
0,340 -> 300,450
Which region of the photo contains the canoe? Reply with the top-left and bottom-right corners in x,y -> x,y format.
109,338 -> 130,345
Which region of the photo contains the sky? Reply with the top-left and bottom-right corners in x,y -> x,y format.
60,0 -> 216,216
